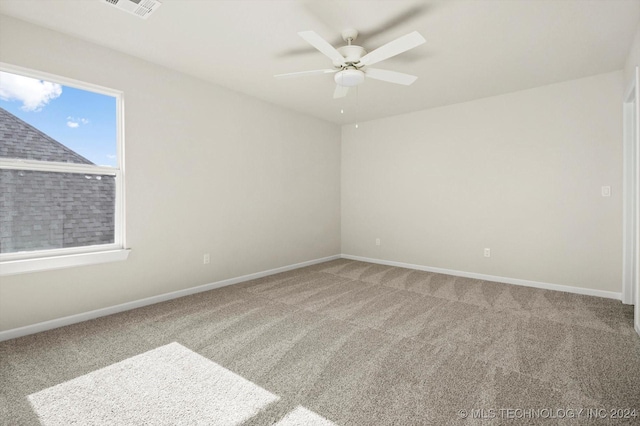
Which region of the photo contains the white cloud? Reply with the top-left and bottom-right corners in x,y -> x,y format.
106,154 -> 116,159
66,116 -> 89,128
0,71 -> 62,111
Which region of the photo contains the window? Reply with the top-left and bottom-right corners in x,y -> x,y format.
0,64 -> 128,275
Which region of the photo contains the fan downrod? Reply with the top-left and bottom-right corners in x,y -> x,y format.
341,28 -> 359,44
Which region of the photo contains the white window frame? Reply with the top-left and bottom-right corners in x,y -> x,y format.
0,63 -> 129,276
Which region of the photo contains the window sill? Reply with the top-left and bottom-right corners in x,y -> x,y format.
0,249 -> 131,276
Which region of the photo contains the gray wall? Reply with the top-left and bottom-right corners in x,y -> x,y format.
342,71 -> 623,293
624,20 -> 640,85
0,16 -> 342,331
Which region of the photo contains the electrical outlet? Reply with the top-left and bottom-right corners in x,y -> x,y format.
376,238 -> 381,246
203,253 -> 210,265
601,186 -> 611,197
484,248 -> 491,258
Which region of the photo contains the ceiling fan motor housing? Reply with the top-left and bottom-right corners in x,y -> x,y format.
334,46 -> 367,67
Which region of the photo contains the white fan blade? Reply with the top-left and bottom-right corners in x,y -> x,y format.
365,68 -> 418,85
275,69 -> 337,79
333,85 -> 349,99
359,31 -> 426,67
298,31 -> 346,64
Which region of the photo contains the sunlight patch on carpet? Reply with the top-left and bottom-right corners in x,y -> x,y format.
28,342 -> 279,426
275,406 -> 337,425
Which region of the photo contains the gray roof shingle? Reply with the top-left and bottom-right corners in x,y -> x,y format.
0,108 -> 115,253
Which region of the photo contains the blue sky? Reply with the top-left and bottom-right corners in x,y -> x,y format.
0,71 -> 117,167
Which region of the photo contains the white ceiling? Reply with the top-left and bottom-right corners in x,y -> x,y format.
0,0 -> 638,124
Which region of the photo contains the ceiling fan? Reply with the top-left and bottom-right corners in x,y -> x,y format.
275,28 -> 426,99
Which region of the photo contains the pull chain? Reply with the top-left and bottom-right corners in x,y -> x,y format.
355,85 -> 359,129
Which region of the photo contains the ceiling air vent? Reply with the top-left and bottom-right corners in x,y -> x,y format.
102,0 -> 162,20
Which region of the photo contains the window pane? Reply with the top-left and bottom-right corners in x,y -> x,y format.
0,170 -> 115,253
0,71 -> 117,167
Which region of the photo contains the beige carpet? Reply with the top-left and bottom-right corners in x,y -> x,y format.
28,342 -> 282,425
1,259 -> 639,425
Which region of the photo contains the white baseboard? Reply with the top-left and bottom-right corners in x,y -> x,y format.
341,254 -> 622,300
0,254 -> 341,342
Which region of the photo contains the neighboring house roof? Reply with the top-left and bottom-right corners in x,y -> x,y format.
0,107 -> 93,164
0,107 -> 114,253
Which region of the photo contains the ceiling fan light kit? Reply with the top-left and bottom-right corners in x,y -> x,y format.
335,69 -> 365,87
275,26 -> 425,99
